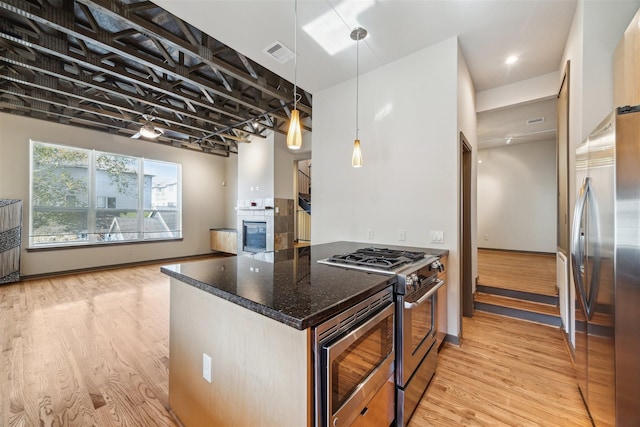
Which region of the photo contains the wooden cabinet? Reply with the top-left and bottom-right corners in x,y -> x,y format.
169,278 -> 311,427
209,228 -> 237,254
614,7 -> 640,107
350,374 -> 395,427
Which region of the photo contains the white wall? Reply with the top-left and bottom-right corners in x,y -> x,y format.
312,36 -> 475,339
274,132 -> 296,200
0,113 -> 228,276
237,131 -> 298,203
477,140 -> 557,252
223,155 -> 238,228
237,133 -> 275,201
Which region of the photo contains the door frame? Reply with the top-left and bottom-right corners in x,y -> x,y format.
460,132 -> 473,318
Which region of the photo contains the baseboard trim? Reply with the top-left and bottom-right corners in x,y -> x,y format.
477,247 -> 556,256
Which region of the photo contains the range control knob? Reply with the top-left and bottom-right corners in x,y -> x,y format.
430,260 -> 445,273
405,275 -> 414,290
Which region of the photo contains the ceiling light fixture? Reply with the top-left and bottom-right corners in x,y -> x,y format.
351,27 -> 367,168
286,0 -> 302,150
505,55 -> 519,65
138,115 -> 163,139
506,137 -> 512,144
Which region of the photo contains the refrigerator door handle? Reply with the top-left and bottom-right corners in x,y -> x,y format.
585,184 -> 602,321
571,177 -> 602,320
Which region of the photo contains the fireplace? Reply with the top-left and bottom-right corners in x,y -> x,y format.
243,221 -> 267,253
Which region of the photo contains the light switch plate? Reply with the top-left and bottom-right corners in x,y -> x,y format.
430,230 -> 444,244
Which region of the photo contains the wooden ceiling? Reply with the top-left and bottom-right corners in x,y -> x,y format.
0,0 -> 312,156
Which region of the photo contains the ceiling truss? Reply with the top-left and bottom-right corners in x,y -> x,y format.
0,0 -> 312,156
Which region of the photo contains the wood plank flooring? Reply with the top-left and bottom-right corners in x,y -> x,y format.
1,261 -> 589,426
0,264 -> 179,427
478,249 -> 557,296
411,312 -> 591,427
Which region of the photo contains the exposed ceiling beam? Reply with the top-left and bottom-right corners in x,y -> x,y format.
0,0 -> 312,156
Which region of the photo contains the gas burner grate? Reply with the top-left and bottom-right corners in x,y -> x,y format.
355,247 -> 426,262
330,253 -> 407,270
324,247 -> 427,271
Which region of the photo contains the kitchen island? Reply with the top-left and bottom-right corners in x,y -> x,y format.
161,242 -> 448,426
162,242 -> 396,427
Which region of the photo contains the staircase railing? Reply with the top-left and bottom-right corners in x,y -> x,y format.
296,168 -> 311,241
298,169 -> 310,195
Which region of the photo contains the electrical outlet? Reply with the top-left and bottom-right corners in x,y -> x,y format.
203,353 -> 212,383
367,228 -> 374,239
398,229 -> 406,241
430,230 -> 444,244
483,234 -> 489,241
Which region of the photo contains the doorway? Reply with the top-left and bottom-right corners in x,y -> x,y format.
474,98 -> 560,325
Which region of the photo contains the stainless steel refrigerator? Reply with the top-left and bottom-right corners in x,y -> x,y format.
571,105 -> 640,426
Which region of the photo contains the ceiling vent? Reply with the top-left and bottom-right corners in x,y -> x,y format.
527,117 -> 545,125
263,41 -> 295,64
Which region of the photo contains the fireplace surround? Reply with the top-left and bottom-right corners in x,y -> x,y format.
236,198 -> 294,254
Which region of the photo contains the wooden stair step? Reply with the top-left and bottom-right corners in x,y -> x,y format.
477,284 -> 558,305
474,292 -> 561,327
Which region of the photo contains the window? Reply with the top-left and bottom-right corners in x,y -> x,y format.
30,141 -> 182,247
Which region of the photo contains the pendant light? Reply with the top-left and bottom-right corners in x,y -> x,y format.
351,27 -> 367,168
286,0 -> 302,150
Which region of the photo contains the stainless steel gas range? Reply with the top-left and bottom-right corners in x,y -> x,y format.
318,246 -> 445,427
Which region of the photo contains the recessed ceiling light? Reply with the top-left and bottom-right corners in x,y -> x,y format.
506,137 -> 512,144
505,55 -> 519,65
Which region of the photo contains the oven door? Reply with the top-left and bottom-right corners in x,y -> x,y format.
322,302 -> 395,427
400,279 -> 445,386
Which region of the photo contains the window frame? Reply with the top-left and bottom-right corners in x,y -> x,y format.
29,140 -> 182,249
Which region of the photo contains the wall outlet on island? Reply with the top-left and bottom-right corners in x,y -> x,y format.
430,230 -> 444,244
203,353 -> 212,383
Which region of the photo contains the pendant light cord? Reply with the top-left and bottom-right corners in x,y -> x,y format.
293,0 -> 298,111
355,33 -> 359,140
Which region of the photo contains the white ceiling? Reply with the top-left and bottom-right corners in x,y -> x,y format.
477,98 -> 558,149
151,0 -> 577,147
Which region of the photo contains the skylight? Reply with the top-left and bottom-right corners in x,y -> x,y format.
302,0 -> 374,56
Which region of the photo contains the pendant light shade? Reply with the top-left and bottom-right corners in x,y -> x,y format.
287,109 -> 302,149
352,139 -> 363,167
287,0 -> 302,150
351,27 -> 367,167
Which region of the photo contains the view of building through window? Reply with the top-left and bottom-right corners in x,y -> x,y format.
30,141 -> 182,246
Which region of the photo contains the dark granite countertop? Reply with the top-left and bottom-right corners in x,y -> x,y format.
161,241 -> 448,330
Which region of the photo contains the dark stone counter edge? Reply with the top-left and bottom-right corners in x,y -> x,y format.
161,266 -> 393,330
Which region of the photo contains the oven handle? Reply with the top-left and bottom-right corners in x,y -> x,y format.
404,279 -> 445,309
324,302 -> 395,356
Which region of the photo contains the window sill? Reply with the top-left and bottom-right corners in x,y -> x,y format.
26,237 -> 183,252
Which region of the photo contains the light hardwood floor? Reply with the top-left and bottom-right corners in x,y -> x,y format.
1,262 -> 589,426
411,312 -> 591,426
478,249 -> 557,296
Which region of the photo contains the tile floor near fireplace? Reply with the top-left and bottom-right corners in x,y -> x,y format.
236,198 -> 294,253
